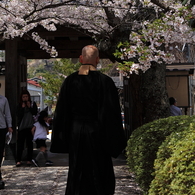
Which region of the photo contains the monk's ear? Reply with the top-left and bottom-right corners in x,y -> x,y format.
79,55 -> 83,63
96,57 -> 99,64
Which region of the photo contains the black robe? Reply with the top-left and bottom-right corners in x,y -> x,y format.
50,70 -> 126,195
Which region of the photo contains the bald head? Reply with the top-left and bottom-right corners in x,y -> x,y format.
79,45 -> 99,67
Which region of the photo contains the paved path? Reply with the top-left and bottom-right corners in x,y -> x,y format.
0,141 -> 143,195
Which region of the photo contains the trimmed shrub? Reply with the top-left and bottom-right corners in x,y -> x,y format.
149,123 -> 195,195
126,115 -> 195,194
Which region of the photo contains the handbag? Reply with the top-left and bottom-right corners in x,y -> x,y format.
19,110 -> 34,131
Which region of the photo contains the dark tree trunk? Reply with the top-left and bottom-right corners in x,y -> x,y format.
127,73 -> 143,131
126,62 -> 170,133
141,62 -> 170,123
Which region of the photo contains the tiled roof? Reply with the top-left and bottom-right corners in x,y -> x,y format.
27,79 -> 41,87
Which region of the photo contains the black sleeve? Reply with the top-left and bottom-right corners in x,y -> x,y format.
99,75 -> 127,158
50,76 -> 71,153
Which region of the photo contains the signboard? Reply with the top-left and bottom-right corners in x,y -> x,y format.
166,71 -> 189,107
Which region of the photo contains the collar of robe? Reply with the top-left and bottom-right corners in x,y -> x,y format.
78,64 -> 97,75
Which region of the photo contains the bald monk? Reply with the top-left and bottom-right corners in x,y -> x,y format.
50,45 -> 126,195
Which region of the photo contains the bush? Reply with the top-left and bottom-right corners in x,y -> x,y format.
126,115 -> 195,194
149,123 -> 195,195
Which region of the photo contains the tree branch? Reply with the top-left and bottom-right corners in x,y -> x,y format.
151,0 -> 170,11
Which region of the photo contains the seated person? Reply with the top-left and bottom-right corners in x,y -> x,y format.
169,97 -> 182,116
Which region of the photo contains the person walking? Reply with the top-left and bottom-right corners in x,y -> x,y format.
31,110 -> 53,167
50,45 -> 126,195
16,90 -> 38,167
0,83 -> 13,189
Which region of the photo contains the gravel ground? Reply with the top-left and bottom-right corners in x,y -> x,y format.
0,141 -> 143,195
0,164 -> 143,195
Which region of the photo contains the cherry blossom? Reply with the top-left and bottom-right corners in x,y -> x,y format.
0,0 -> 194,74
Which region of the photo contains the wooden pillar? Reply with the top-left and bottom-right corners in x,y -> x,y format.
4,39 -> 19,162
5,39 -> 18,132
123,77 -> 132,140
19,55 -> 27,91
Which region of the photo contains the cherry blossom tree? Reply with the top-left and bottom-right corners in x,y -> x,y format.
0,1 -> 194,66
0,0 -> 194,130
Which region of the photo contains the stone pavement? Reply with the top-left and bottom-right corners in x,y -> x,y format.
0,141 -> 143,195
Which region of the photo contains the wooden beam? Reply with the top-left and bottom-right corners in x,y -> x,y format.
24,49 -> 108,59
18,39 -> 94,50
24,50 -> 81,59
26,25 -> 91,38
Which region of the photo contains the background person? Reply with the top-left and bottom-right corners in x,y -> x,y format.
169,97 -> 182,116
31,110 -> 53,167
16,90 -> 38,167
0,83 -> 13,189
50,45 -> 126,195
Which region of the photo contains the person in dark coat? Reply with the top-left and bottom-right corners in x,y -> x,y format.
16,90 -> 38,167
50,45 -> 126,195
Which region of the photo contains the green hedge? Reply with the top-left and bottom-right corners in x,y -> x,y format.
149,123 -> 195,194
126,115 -> 195,194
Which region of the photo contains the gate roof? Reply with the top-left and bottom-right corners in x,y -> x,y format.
0,25 -> 107,59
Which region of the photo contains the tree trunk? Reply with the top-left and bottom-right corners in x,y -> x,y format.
141,62 -> 170,123
126,62 -> 170,132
